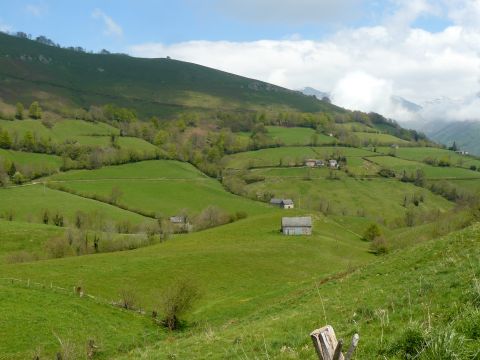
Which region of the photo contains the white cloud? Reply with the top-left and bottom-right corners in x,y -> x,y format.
92,9 -> 123,37
213,0 -> 363,24
25,3 -> 47,17
130,0 -> 480,122
0,20 -> 12,33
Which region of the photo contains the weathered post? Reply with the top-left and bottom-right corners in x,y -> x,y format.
310,325 -> 359,360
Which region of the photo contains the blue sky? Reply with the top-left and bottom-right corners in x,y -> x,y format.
0,0 -> 454,52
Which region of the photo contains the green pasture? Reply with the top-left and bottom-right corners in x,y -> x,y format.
0,184 -> 150,226
377,146 -> 480,169
0,282 -> 158,359
354,132 -> 409,145
266,126 -> 336,146
0,148 -> 62,172
223,146 -> 375,169
120,223 -> 480,359
50,160 -> 204,181
0,220 -> 63,262
245,176 -> 453,223
367,156 -> 480,179
0,212 -> 372,323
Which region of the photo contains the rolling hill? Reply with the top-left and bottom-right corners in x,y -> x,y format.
1,29 -> 480,360
0,32 -> 340,117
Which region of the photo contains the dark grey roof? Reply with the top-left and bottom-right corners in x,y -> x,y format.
282,216 -> 312,227
270,198 -> 283,204
282,199 -> 294,205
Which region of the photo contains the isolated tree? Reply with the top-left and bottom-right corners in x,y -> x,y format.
159,279 -> 200,330
451,141 -> 458,152
363,223 -> 381,242
0,130 -> 12,149
109,186 -> 123,204
23,131 -> 35,150
7,162 -> 16,178
28,101 -> 42,119
42,209 -> 50,225
15,102 -> 24,120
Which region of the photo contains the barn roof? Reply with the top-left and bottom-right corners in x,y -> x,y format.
270,198 -> 283,204
282,199 -> 294,205
282,216 -> 312,227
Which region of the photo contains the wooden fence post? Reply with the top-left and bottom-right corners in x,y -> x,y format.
310,325 -> 359,360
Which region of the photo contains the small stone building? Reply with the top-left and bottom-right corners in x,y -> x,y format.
281,216 -> 312,235
270,198 -> 294,209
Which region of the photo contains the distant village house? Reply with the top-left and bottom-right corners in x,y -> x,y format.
455,150 -> 469,155
328,159 -> 338,169
169,215 -> 192,232
281,216 -> 312,235
270,198 -> 295,209
305,159 -> 325,168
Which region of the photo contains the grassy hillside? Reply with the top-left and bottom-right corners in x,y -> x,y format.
0,184 -> 150,226
223,146 -> 375,169
0,281 -> 158,359
0,211 -> 372,323
0,220 -> 63,261
118,223 -> 480,359
0,32 -> 339,117
244,176 -> 453,223
376,146 -> 480,169
0,118 -> 156,153
48,160 -> 272,217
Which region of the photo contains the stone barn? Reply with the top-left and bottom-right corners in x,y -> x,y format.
281,216 -> 312,235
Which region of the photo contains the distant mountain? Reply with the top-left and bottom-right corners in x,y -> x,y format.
421,121 -> 480,155
391,96 -> 423,113
300,87 -> 330,100
0,32 -> 339,117
391,94 -> 480,155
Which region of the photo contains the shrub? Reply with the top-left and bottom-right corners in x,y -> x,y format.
370,236 -> 389,255
378,168 -> 396,178
194,206 -> 230,230
363,223 -> 381,242
387,326 -> 426,358
44,237 -> 73,259
235,211 -> 248,220
52,212 -> 64,227
118,288 -> 137,310
5,251 -> 38,264
158,279 -> 200,330
421,328 -> 467,360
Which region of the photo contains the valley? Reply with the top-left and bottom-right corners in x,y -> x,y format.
0,31 -> 479,360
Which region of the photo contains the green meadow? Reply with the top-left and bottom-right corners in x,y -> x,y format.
377,146 -> 480,169
120,223 -> 480,359
354,132 -> 409,144
0,184 -> 149,225
224,146 -> 375,169
49,160 -> 271,217
0,220 -> 63,261
0,119 -> 156,152
367,155 -> 480,179
0,148 -> 62,172
266,126 -> 336,145
245,176 -> 453,223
